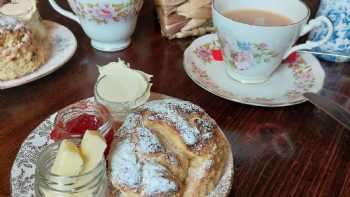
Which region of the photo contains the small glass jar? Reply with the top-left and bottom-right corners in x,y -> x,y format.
34,139 -> 108,197
94,75 -> 151,121
51,99 -> 114,141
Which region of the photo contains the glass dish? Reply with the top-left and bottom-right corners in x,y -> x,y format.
51,99 -> 114,141
34,139 -> 108,197
94,75 -> 151,121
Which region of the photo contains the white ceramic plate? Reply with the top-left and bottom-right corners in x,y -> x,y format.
0,20 -> 77,89
184,34 -> 326,107
11,93 -> 234,197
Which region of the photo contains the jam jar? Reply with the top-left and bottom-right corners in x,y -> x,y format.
50,99 -> 114,142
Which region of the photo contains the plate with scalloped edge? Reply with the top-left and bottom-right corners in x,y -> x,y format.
10,92 -> 234,197
0,20 -> 77,89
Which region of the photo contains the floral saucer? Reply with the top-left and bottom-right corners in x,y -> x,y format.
183,34 -> 326,107
0,20 -> 77,89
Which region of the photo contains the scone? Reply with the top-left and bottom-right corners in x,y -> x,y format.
0,16 -> 47,80
108,99 -> 229,197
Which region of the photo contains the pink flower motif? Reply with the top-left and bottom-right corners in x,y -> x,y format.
196,47 -> 212,62
101,8 -> 113,18
192,63 -> 206,77
94,6 -> 115,20
299,70 -> 313,81
232,52 -> 252,71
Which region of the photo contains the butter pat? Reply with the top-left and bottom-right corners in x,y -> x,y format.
51,140 -> 83,176
96,59 -> 152,107
80,130 -> 107,172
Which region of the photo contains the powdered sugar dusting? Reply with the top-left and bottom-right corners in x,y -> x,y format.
142,99 -> 209,146
110,138 -> 179,195
136,127 -> 163,154
143,99 -> 203,114
119,113 -> 142,136
110,139 -> 141,189
142,162 -> 178,195
193,160 -> 214,180
196,118 -> 214,140
149,112 -> 200,145
207,151 -> 233,197
168,99 -> 202,113
109,98 -> 233,197
111,120 -> 179,195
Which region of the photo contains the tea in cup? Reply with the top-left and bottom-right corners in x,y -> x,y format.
212,0 -> 333,84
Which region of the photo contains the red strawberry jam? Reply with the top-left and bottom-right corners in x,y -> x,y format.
65,114 -> 103,134
50,114 -> 104,140
50,99 -> 117,158
50,99 -> 114,139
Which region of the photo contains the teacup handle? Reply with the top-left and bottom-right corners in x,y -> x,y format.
283,16 -> 333,59
48,0 -> 80,24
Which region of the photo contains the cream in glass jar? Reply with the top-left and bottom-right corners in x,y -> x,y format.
94,59 -> 152,120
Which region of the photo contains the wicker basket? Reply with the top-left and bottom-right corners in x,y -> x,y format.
154,0 -> 214,39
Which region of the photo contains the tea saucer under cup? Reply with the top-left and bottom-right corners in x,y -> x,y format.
183,34 -> 325,107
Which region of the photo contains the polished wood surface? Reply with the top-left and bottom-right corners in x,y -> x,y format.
1,0 -> 350,196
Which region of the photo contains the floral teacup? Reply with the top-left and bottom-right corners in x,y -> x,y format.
212,0 -> 333,84
49,0 -> 143,52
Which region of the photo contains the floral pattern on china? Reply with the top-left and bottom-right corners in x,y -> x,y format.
217,34 -> 280,71
308,0 -> 350,62
73,0 -> 142,24
194,40 -> 221,63
187,34 -> 324,107
283,53 -> 316,101
194,42 -> 315,97
190,53 -> 316,105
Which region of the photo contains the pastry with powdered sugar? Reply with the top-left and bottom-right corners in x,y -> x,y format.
108,99 -> 230,197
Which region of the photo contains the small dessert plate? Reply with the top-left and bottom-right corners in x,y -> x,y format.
183,34 -> 326,107
0,20 -> 77,89
10,93 -> 233,197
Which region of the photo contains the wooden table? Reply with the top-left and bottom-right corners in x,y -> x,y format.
1,0 -> 350,196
